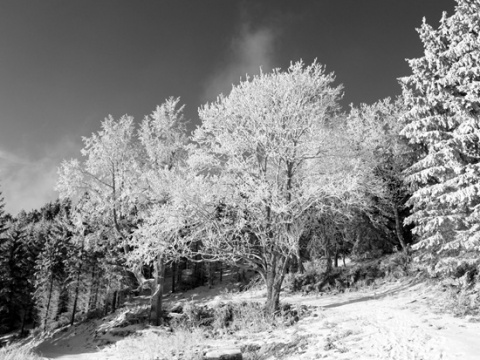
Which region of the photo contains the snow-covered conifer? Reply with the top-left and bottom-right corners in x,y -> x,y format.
400,0 -> 480,267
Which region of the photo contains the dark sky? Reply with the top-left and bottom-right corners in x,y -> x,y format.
0,0 -> 454,214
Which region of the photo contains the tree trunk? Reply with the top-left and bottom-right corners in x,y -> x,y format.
178,259 -> 185,289
171,261 -> 176,293
70,239 -> 85,326
132,263 -> 147,289
393,205 -> 407,251
219,262 -> 223,283
88,261 -> 97,311
207,262 -> 214,289
265,271 -> 277,315
28,304 -> 36,332
103,277 -> 112,316
325,244 -> 333,274
111,291 -> 118,313
264,255 -> 289,315
44,275 -> 55,331
237,268 -> 247,283
118,290 -> 124,308
296,247 -> 304,274
334,243 -> 339,268
151,254 -> 166,326
70,271 -> 81,326
20,308 -> 27,337
353,229 -> 361,255
6,287 -> 15,331
92,281 -> 99,311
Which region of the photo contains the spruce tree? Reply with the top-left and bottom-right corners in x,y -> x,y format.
34,218 -> 70,331
400,0 -> 480,267
65,224 -> 89,326
0,222 -> 30,333
0,187 -> 8,236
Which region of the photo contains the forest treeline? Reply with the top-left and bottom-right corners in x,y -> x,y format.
1,0 -> 479,335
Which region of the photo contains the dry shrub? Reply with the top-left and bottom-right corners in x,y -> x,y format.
283,260 -> 328,293
170,301 -> 296,334
379,252 -> 412,279
427,260 -> 480,317
440,286 -> 480,317
172,302 -> 215,329
0,343 -> 42,360
284,259 -> 388,294
229,302 -> 276,333
216,301 -> 305,333
440,275 -> 480,317
111,327 -> 205,360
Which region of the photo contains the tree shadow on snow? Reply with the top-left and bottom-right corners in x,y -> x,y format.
323,279 -> 420,309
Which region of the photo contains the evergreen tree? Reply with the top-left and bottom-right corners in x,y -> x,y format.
34,218 -> 70,331
0,186 -> 11,333
12,209 -> 47,332
400,0 -> 480,268
0,222 -> 30,333
65,220 -> 91,326
0,187 -> 8,236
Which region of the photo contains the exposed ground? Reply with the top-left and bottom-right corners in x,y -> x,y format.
31,278 -> 480,360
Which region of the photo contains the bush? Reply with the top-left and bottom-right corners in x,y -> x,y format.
283,260 -> 327,293
0,343 -> 42,360
211,303 -> 233,330
442,286 -> 480,317
451,262 -> 478,282
379,252 -> 412,278
169,301 -> 302,334
348,260 -> 384,284
30,327 -> 42,339
85,308 -> 104,321
174,302 -> 214,328
284,259 -> 389,294
111,328 -> 205,360
228,302 -> 274,333
423,257 -> 480,283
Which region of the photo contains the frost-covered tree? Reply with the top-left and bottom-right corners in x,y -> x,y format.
400,0 -> 480,268
34,218 -> 70,331
57,99 -> 189,325
56,115 -> 138,246
347,98 -> 412,252
131,97 -> 188,325
63,215 -> 90,326
169,61 -> 375,313
56,116 -> 141,283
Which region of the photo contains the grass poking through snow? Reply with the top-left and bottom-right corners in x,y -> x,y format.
0,343 -> 42,360
109,327 -> 205,360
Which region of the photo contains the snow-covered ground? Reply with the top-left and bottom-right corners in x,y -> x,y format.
244,281 -> 480,359
33,279 -> 480,360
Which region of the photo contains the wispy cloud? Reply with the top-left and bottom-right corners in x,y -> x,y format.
0,136 -> 82,215
0,149 -> 28,166
203,24 -> 278,102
